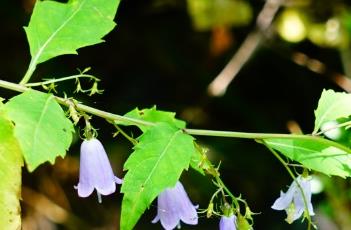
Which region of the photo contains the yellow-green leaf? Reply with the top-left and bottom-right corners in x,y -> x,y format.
25,0 -> 120,65
0,110 -> 23,229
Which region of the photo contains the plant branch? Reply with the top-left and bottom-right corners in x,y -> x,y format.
25,74 -> 99,87
1,78 -> 351,155
20,59 -> 37,85
207,0 -> 284,97
262,141 -> 315,230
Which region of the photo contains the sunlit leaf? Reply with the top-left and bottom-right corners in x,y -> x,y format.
25,0 -> 120,65
0,110 -> 23,229
117,106 -> 186,132
265,137 -> 351,178
5,90 -> 74,171
314,89 -> 351,133
120,122 -> 195,230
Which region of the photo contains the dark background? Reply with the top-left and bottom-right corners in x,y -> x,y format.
1,0 -> 351,229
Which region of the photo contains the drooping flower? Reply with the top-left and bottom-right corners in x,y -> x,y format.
219,214 -> 237,230
152,181 -> 198,230
271,175 -> 314,223
75,138 -> 122,202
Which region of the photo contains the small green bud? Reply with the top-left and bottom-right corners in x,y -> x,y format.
207,202 -> 214,218
89,81 -> 104,96
237,214 -> 252,230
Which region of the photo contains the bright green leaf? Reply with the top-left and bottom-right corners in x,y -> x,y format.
314,89 -> 351,133
0,110 -> 23,229
120,123 -> 195,230
5,90 -> 74,172
25,0 -> 120,65
117,106 -> 186,132
265,137 -> 351,178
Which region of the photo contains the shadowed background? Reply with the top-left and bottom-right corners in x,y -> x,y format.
1,0 -> 351,229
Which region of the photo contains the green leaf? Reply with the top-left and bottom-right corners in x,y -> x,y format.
117,106 -> 186,132
25,0 -> 120,65
120,123 -> 195,230
314,89 -> 351,133
5,90 -> 74,172
265,137 -> 351,178
0,110 -> 23,229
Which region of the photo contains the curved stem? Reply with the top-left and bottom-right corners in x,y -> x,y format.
114,124 -> 138,145
20,59 -> 36,85
216,176 -> 240,212
184,129 -> 351,154
25,74 -> 99,87
262,141 -> 314,230
1,78 -> 351,156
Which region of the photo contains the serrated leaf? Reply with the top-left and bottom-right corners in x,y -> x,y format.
314,89 -> 351,133
117,106 -> 186,132
265,137 -> 351,178
5,90 -> 74,172
25,0 -> 120,65
120,123 -> 195,230
0,110 -> 23,229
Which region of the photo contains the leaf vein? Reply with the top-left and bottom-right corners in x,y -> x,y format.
32,0 -> 87,64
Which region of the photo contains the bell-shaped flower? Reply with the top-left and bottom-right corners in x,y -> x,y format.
271,175 -> 314,223
219,214 -> 237,230
75,138 -> 122,202
152,181 -> 198,230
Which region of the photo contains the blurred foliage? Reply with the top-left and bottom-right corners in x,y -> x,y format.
186,0 -> 252,31
276,1 -> 351,48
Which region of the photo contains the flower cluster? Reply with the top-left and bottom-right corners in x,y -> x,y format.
75,138 -> 199,230
75,137 -> 315,229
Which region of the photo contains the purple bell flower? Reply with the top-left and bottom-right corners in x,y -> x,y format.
219,214 -> 237,230
75,138 -> 122,202
271,175 -> 314,223
152,181 -> 198,230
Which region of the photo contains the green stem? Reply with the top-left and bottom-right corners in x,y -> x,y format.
114,124 -> 138,145
262,141 -> 314,230
20,60 -> 36,85
184,129 -> 351,154
25,74 -> 99,87
0,79 -> 153,127
216,176 -> 240,212
0,78 -> 350,155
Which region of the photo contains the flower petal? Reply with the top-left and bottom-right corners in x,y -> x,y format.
151,214 -> 160,224
76,140 -> 96,197
114,176 -> 123,184
157,187 -> 180,230
80,139 -> 117,196
272,189 -> 295,210
219,215 -> 237,230
294,176 -> 315,216
77,138 -> 122,199
173,182 -> 198,225
76,182 -> 94,197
